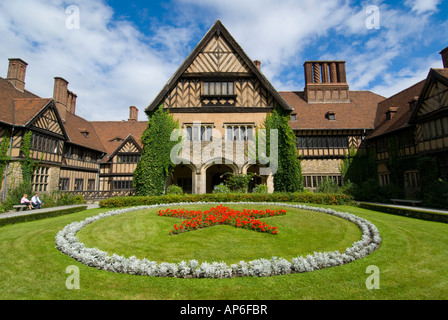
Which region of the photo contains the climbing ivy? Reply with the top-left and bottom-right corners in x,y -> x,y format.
0,130 -> 11,190
133,105 -> 181,196
264,106 -> 303,192
20,130 -> 35,184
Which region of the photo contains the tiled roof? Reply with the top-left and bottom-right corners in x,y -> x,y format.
91,121 -> 148,159
63,112 -> 107,153
280,91 -> 385,130
0,77 -> 42,125
367,80 -> 425,140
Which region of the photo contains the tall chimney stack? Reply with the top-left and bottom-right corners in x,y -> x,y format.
67,90 -> 77,114
6,58 -> 28,92
53,77 -> 69,123
441,46 -> 448,69
128,106 -> 138,121
303,60 -> 350,103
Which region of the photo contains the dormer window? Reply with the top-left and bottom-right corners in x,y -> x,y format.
291,114 -> 297,121
79,128 -> 89,138
326,111 -> 336,121
386,107 -> 398,120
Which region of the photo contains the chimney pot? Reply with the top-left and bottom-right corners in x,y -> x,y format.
128,106 -> 138,121
254,60 -> 261,70
6,58 -> 28,92
440,46 -> 448,68
53,77 -> 69,123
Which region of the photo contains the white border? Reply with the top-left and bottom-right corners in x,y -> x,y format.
55,202 -> 382,278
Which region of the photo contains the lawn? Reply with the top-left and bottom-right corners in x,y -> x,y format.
0,202 -> 447,300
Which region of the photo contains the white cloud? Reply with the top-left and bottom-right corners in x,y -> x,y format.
369,57 -> 443,98
405,0 -> 441,15
0,0 -> 445,121
0,0 -> 179,121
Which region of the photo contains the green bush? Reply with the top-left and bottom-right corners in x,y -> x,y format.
99,192 -> 353,208
1,181 -> 32,212
0,205 -> 88,227
224,172 -> 255,193
422,179 -> 448,210
166,185 -> 183,195
252,184 -> 268,193
41,191 -> 86,207
316,178 -> 341,194
212,184 -> 230,194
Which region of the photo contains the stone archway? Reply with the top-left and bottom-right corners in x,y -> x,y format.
246,164 -> 266,192
205,164 -> 236,193
167,164 -> 195,194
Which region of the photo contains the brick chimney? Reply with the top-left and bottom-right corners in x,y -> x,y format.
254,60 -> 261,70
128,106 -> 138,121
303,61 -> 350,103
53,77 -> 78,122
440,46 -> 448,68
6,58 -> 28,92
67,90 -> 77,114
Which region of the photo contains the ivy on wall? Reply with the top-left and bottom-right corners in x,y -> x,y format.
133,106 -> 181,196
20,130 -> 35,184
264,106 -> 303,192
0,130 -> 11,190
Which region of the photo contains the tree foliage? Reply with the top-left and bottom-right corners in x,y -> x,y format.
133,106 -> 181,196
264,106 -> 303,192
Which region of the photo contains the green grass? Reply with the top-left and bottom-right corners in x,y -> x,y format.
77,204 -> 361,264
0,203 -> 448,300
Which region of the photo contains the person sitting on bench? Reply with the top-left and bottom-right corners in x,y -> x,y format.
20,194 -> 32,210
31,193 -> 43,209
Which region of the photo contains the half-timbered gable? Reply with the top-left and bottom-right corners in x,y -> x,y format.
91,114 -> 147,195
409,68 -> 448,178
145,20 -> 291,194
366,46 -> 448,196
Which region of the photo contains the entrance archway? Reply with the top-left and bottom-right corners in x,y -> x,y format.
168,164 -> 194,194
206,164 -> 235,193
247,164 -> 267,192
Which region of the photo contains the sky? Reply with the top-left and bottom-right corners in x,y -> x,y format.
0,0 -> 447,121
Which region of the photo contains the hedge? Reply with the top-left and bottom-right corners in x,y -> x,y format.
99,192 -> 353,208
357,202 -> 448,224
0,205 -> 88,227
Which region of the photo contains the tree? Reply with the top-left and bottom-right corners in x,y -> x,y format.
133,106 -> 181,196
263,106 -> 303,192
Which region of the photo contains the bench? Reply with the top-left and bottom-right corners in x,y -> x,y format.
390,199 -> 423,207
13,205 -> 30,211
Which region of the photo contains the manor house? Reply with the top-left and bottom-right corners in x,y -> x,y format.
0,20 -> 447,199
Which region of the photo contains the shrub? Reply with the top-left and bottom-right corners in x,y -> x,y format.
252,184 -> 268,194
166,185 -> 184,195
421,179 -> 448,210
212,184 -> 230,194
99,192 -> 353,208
316,178 -> 341,194
41,191 -> 86,207
0,181 -> 32,212
224,173 -> 255,193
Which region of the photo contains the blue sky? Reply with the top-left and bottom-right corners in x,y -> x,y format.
0,0 -> 447,121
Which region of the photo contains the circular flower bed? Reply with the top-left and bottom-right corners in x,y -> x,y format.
55,202 -> 382,278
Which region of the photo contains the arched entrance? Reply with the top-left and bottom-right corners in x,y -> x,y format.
206,164 -> 235,193
167,164 -> 194,194
247,164 -> 267,192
